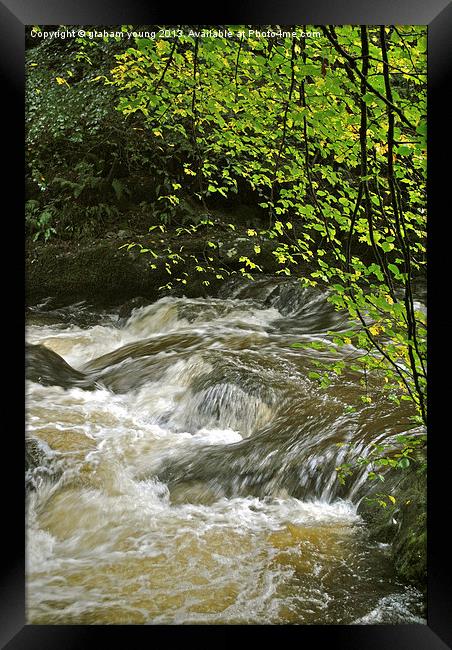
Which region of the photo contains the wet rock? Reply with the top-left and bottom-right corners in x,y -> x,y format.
26,437 -> 48,474
26,437 -> 62,491
358,462 -> 426,589
118,296 -> 151,321
26,343 -> 96,390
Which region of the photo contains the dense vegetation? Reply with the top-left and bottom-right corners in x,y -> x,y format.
26,25 -> 427,478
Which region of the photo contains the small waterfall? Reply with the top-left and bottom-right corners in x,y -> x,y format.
25,280 -> 425,624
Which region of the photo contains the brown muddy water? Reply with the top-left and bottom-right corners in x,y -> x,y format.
25,277 -> 426,624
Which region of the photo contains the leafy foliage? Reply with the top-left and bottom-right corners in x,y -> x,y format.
26,31 -> 151,237
109,25 -> 426,426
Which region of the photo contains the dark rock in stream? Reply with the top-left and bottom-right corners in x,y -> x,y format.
26,437 -> 47,473
26,344 -> 97,390
117,296 -> 151,321
26,437 -> 63,491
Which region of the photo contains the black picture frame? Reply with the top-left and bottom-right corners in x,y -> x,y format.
2,1 -> 451,647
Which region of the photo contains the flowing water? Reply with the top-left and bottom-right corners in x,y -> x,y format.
25,277 -> 426,625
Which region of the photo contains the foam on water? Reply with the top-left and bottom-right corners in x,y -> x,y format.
352,588 -> 426,625
27,296 -> 280,370
26,289 -> 426,624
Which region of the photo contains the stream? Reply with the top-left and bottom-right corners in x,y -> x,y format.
25,277 -> 426,625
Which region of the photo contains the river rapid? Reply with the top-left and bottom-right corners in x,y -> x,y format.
25,277 -> 426,625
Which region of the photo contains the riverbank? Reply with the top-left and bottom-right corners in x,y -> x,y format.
26,223 -> 289,308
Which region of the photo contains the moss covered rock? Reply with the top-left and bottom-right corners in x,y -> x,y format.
358,463 -> 426,589
26,236 -> 166,307
26,224 -> 287,308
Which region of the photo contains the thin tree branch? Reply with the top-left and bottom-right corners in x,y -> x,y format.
320,26 -> 416,131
